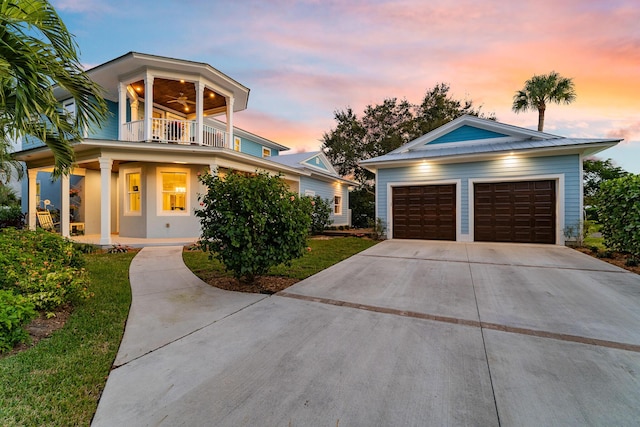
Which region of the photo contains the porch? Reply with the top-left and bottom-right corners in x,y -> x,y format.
72,234 -> 198,248
122,117 -> 229,147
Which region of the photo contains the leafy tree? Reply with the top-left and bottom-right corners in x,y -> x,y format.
322,83 -> 491,185
196,171 -> 313,284
596,174 -> 640,256
583,158 -> 629,206
309,195 -> 332,234
512,71 -> 576,131
349,184 -> 375,228
0,0 -> 108,176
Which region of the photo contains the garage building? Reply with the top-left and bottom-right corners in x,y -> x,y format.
360,116 -> 621,245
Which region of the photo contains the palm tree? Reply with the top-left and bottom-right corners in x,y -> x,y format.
0,0 -> 108,176
512,71 -> 576,132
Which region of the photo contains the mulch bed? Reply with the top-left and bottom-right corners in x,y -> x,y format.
575,247 -> 640,275
191,268 -> 299,294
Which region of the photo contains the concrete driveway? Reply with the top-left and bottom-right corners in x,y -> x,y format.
93,241 -> 640,426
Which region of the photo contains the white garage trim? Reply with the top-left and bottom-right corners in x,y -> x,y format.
386,179 -> 462,241
468,174 -> 565,245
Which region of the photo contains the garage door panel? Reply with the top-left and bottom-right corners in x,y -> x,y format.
393,184 -> 456,240
474,180 -> 556,244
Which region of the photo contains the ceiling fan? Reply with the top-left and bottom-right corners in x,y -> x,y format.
166,93 -> 195,107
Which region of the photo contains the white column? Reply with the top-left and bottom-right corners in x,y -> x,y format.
144,74 -> 154,142
27,169 -> 38,230
99,157 -> 113,245
118,82 -> 126,140
226,96 -> 234,149
196,81 -> 205,145
60,174 -> 70,237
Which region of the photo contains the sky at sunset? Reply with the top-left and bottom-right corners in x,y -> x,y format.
52,0 -> 640,172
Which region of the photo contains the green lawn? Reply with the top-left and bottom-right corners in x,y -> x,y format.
183,237 -> 378,281
0,252 -> 134,427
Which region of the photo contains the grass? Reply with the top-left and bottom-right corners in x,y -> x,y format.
0,252 -> 134,426
183,237 -> 378,281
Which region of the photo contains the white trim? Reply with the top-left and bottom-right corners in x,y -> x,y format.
262,146 -> 271,158
386,179 -> 462,241
157,167 -> 190,216
334,195 -> 342,215
468,174 -> 565,245
234,136 -> 241,152
123,167 -> 142,216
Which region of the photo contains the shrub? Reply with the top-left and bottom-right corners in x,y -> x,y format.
0,228 -> 91,312
368,217 -> 387,240
196,171 -> 313,284
625,257 -> 639,267
0,205 -> 25,229
309,196 -> 332,234
0,289 -> 36,352
597,175 -> 640,256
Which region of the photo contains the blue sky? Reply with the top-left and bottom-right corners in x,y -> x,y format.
52,0 -> 640,173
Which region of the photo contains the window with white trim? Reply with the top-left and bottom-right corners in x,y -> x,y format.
334,195 -> 342,215
158,169 -> 189,215
234,137 -> 241,152
125,170 -> 141,215
262,147 -> 271,158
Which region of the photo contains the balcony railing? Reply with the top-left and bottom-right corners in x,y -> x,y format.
121,118 -> 228,148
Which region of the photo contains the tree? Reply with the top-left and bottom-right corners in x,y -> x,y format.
196,171 -> 313,284
512,71 -> 576,132
0,0 -> 108,176
322,83 -> 491,186
596,175 -> 640,257
583,158 -> 629,206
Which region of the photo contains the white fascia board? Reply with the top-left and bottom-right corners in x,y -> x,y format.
361,141 -> 621,169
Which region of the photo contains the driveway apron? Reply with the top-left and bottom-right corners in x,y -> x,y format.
93,241 -> 640,426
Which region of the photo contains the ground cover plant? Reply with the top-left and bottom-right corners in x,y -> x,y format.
0,228 -> 91,351
183,236 -> 377,294
0,251 -> 134,426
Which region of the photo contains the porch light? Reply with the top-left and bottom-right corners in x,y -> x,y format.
209,93 -> 215,98
180,79 -> 185,83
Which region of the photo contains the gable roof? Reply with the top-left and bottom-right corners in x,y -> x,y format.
270,151 -> 356,185
361,115 -> 622,169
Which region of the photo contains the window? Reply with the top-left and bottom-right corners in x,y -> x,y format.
234,137 -> 241,152
262,147 -> 271,158
159,169 -> 189,215
62,99 -> 76,119
334,195 -> 342,215
125,171 -> 141,215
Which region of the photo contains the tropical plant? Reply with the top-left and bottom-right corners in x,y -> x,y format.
0,289 -> 36,352
596,174 -> 640,257
196,171 -> 313,284
0,0 -> 108,176
512,71 -> 576,131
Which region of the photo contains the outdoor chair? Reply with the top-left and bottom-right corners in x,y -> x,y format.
36,210 -> 60,232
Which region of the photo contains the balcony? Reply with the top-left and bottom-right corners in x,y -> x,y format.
121,118 -> 229,148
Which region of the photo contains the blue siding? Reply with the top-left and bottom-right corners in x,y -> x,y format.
428,125 -> 508,145
300,176 -> 349,225
304,155 -> 329,171
377,154 -> 580,240
22,134 -> 45,150
21,172 -> 83,213
87,100 -> 118,140
238,137 -> 279,157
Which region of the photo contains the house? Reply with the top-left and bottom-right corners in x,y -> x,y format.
269,151 -> 352,225
14,52 -> 352,244
360,115 -> 622,245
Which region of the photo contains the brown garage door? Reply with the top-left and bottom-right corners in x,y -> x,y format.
392,184 -> 456,240
474,180 -> 556,244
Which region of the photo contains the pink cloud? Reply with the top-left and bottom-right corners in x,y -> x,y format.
607,122 -> 640,143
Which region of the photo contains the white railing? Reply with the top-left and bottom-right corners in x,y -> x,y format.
202,123 -> 228,148
121,119 -> 228,148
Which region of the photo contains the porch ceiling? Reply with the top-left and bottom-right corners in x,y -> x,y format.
131,78 -> 226,115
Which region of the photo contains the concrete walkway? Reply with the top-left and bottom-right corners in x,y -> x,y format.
92,242 -> 640,426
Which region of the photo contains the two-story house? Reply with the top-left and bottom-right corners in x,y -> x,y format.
14,52 -> 353,244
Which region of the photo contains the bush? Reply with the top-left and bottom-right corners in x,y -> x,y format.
0,228 -> 90,312
0,289 -> 36,352
368,217 -> 386,240
597,175 -> 640,257
0,205 -> 25,229
350,185 -> 375,228
309,196 -> 332,234
196,171 -> 313,284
